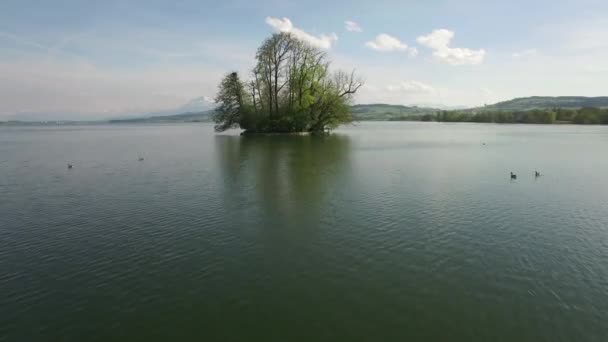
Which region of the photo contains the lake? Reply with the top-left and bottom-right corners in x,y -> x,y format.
1,122 -> 608,341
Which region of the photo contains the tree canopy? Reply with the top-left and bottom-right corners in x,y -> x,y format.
213,33 -> 363,133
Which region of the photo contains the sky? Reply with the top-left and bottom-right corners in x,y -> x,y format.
1,0 -> 608,120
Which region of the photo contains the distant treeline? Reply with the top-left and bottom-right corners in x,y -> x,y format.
389,107 -> 608,124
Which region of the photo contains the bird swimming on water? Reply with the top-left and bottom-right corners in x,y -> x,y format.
67,163 -> 73,169
138,157 -> 144,161
510,172 -> 517,180
535,170 -> 541,177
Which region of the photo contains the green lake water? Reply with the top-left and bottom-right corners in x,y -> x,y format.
1,122 -> 608,341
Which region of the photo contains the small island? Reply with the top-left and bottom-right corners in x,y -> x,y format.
212,33 -> 363,134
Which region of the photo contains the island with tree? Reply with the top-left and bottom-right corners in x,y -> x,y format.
213,33 -> 363,134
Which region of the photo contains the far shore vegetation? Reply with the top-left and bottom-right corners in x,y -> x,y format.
387,107 -> 608,125
213,32 -> 363,134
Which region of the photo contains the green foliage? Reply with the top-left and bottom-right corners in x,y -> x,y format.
521,110 -> 556,124
572,107 -> 606,124
556,108 -> 576,122
351,104 -> 437,121
213,33 -> 363,133
430,107 -> 607,125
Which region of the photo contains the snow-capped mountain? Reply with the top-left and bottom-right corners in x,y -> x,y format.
3,96 -> 218,122
113,96 -> 217,120
174,96 -> 216,114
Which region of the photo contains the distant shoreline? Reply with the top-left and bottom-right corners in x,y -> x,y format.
3,120 -> 607,127
4,96 -> 608,126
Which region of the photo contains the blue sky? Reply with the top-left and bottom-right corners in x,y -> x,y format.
1,0 -> 608,119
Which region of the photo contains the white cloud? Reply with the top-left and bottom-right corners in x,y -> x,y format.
417,29 -> 485,65
417,29 -> 453,50
386,80 -> 436,94
265,17 -> 338,49
365,34 -> 407,52
345,20 -> 362,32
512,49 -> 538,58
364,34 -> 417,56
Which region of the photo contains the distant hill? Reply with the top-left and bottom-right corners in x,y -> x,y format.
350,104 -> 438,121
479,96 -> 608,111
80,98 -> 608,124
108,110 -> 214,123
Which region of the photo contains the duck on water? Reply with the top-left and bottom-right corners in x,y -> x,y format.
510,171 -> 542,180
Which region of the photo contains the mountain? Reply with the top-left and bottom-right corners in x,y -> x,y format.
1,96 -> 218,122
479,96 -> 608,111
174,96 -> 216,113
108,96 -> 217,123
108,110 -> 214,123
124,96 -> 217,119
350,104 -> 439,121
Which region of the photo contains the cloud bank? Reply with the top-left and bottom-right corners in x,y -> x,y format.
265,17 -> 338,49
345,20 -> 362,32
365,33 -> 417,56
417,29 -> 485,65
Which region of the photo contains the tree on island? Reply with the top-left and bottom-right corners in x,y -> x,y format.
214,33 -> 363,133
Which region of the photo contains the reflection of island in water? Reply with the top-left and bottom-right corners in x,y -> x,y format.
214,134 -> 351,230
